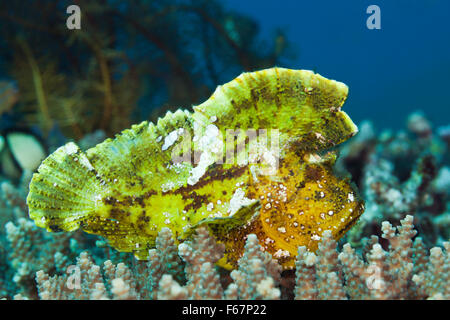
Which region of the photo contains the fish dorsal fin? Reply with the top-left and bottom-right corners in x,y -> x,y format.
85,110 -> 194,195
193,67 -> 357,152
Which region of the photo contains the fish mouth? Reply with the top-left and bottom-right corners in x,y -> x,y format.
338,109 -> 359,140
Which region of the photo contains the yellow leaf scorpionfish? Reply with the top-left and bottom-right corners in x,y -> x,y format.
27,67 -> 364,270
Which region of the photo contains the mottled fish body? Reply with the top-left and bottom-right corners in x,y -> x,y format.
27,68 -> 364,269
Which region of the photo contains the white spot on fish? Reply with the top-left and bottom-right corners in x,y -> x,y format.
278,227 -> 286,233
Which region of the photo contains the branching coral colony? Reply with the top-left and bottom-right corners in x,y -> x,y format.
13,217 -> 450,300
26,67 -> 364,270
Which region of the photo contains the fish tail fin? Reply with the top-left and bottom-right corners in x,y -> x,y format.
27,142 -> 104,232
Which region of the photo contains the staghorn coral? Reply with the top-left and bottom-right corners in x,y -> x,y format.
157,274 -> 188,300
0,171 -> 72,297
24,227 -> 282,300
26,67 -> 364,270
412,242 -> 450,299
140,227 -> 185,299
34,251 -> 139,300
178,227 -> 224,299
291,215 -> 449,300
6,215 -> 446,300
157,227 -> 281,300
337,216 -> 448,299
35,251 -> 105,300
294,247 -> 318,299
230,234 -> 282,299
6,219 -> 70,286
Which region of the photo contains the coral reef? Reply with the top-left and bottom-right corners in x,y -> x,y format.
5,216 -> 448,300
337,112 -> 449,251
0,0 -> 447,303
0,111 -> 448,300
335,215 -> 448,299
229,234 -> 282,299
25,227 -> 282,300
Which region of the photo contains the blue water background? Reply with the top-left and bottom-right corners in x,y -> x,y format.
224,0 -> 450,130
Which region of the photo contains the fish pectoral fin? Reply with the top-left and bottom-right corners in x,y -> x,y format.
81,217 -> 134,237
82,217 -> 155,258
184,200 -> 261,270
183,200 -> 261,239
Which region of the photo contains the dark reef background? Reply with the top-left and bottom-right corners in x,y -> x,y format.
1,0 -> 449,138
